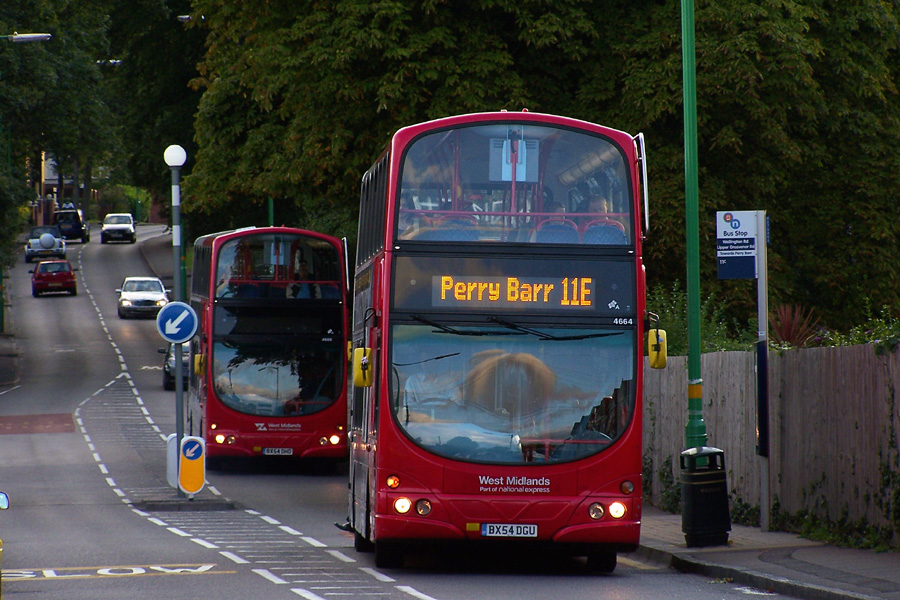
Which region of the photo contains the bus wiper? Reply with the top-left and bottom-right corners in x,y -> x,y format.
488,317 -> 554,339
488,317 -> 624,341
411,315 -> 518,336
394,352 -> 460,367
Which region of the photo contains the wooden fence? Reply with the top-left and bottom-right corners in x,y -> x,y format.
642,344 -> 900,531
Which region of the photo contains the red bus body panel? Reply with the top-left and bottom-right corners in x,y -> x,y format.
350,112 -> 649,563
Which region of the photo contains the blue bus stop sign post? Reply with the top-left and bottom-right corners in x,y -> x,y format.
716,210 -> 771,530
157,301 -> 198,497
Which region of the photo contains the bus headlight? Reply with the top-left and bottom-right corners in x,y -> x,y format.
609,501 -> 627,519
588,502 -> 605,520
214,434 -> 226,444
329,434 -> 341,445
415,499 -> 432,516
393,497 -> 412,514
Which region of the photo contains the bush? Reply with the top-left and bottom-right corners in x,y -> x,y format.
646,281 -> 754,356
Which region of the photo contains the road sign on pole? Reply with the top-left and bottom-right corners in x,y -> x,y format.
156,301 -> 198,344
178,436 -> 206,495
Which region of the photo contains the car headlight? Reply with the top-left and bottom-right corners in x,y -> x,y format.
120,299 -> 133,307
156,299 -> 168,307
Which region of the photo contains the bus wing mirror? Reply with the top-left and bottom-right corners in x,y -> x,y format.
194,354 -> 206,377
647,329 -> 667,369
347,341 -> 353,362
353,347 -> 373,387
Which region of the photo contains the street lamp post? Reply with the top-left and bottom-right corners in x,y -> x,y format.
0,32 -> 52,335
680,0 -> 707,451
164,144 -> 187,496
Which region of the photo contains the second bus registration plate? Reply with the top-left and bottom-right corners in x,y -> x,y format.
263,448 -> 293,456
481,523 -> 538,538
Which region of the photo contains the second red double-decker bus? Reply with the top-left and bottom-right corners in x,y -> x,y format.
187,226 -> 349,463
348,111 -> 665,571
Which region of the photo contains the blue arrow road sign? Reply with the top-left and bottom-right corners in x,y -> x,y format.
156,301 -> 198,344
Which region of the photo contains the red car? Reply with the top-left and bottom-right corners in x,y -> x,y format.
30,260 -> 78,297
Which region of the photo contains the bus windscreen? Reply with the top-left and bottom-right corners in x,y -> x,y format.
396,123 -> 633,245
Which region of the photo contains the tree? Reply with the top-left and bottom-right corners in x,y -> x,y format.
163,1 -> 900,330
0,0 -> 57,263
106,0 -> 203,208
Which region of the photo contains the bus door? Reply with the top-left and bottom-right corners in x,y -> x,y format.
350,262 -> 380,540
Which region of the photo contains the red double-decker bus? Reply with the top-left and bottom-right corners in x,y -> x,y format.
187,226 -> 349,463
348,111 -> 665,571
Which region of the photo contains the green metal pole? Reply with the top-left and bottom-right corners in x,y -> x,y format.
268,197 -> 274,227
681,0 -> 707,449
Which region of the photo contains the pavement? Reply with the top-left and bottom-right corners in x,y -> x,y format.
2,229 -> 899,599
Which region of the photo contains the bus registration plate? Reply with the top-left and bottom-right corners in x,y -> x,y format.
263,448 -> 293,456
481,523 -> 538,538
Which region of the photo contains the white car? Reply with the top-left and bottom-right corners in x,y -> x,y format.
116,276 -> 170,318
100,213 -> 136,244
24,225 -> 67,263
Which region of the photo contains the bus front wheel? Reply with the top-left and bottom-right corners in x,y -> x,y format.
374,542 -> 403,569
354,530 -> 374,553
586,550 -> 617,574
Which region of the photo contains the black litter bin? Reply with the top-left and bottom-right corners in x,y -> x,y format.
680,446 -> 731,547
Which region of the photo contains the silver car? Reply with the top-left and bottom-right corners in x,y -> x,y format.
116,276 -> 170,318
100,213 -> 136,244
24,225 -> 67,263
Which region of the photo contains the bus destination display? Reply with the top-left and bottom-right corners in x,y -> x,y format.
393,255 -> 635,319
435,275 -> 594,310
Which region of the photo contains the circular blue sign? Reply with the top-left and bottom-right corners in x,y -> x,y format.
156,301 -> 198,344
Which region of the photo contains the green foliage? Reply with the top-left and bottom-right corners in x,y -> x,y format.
646,281 -> 754,355
814,303 -> 900,352
97,184 -> 151,220
6,0 -> 900,336
0,178 -> 29,267
730,495 -> 760,527
770,497 -> 897,551
106,0 -> 202,199
655,456 -> 681,514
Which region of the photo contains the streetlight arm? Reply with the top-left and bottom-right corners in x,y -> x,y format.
2,33 -> 52,43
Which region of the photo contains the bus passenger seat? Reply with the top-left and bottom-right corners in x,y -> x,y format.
535,219 -> 580,244
417,218 -> 479,241
582,220 -> 628,245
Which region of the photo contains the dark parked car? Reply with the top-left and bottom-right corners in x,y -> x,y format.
30,260 -> 78,296
159,342 -> 190,390
52,209 -> 91,243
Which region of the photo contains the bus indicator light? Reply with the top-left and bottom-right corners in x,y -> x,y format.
386,475 -> 400,489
